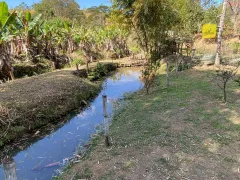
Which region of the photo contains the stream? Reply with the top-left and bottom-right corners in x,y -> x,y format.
0,68 -> 143,180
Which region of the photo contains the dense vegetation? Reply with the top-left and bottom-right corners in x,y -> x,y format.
1,0 -> 240,82
0,0 -> 130,81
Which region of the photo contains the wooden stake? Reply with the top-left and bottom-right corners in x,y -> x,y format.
102,95 -> 110,147
182,59 -> 184,72
86,61 -> 89,74
176,58 -> 178,73
52,62 -> 55,70
76,64 -> 79,71
166,62 -> 170,87
9,70 -> 15,81
3,157 -> 17,180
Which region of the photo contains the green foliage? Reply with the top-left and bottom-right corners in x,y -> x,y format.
0,140 -> 3,147
11,126 -> 26,133
235,75 -> 240,86
114,0 -> 179,61
33,0 -> 85,22
141,66 -> 157,94
89,63 -> 108,80
106,8 -> 131,31
212,66 -> 239,102
72,58 -> 84,66
88,63 -> 117,81
0,1 -> 16,35
13,61 -> 52,78
232,42 -> 240,54
130,46 -> 141,54
171,0 -> 203,36
203,5 -> 219,24
84,5 -> 110,28
0,1 -> 131,81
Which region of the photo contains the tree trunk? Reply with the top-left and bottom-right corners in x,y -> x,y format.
215,0 -> 227,65
0,44 -> 14,81
223,82 -> 227,102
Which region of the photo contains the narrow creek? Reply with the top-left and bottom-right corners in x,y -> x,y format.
0,68 -> 143,180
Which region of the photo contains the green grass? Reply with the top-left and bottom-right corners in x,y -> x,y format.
60,69 -> 240,179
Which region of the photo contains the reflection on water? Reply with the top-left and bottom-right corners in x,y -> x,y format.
2,157 -> 17,180
0,68 -> 143,180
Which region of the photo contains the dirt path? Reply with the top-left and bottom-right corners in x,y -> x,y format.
60,68 -> 240,180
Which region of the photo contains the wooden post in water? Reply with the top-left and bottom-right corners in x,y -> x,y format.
2,156 -> 17,180
102,95 -> 110,147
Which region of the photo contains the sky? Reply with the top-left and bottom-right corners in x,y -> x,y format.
4,0 -> 112,9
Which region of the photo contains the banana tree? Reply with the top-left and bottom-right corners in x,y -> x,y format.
0,1 -> 16,81
16,11 -> 42,61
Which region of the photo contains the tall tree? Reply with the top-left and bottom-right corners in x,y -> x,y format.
84,5 -> 110,27
228,0 -> 240,35
113,0 -> 178,60
215,0 -> 227,65
170,0 -> 204,37
33,0 -> 84,21
0,1 -> 16,80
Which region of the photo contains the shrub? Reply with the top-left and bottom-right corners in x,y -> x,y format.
90,63 -> 108,80
212,65 -> 239,102
235,75 -> 240,86
88,63 -> 117,81
13,61 -> 52,78
72,58 -> 84,66
232,42 -> 240,54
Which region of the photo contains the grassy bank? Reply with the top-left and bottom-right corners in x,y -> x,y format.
0,63 -> 116,155
60,67 -> 240,180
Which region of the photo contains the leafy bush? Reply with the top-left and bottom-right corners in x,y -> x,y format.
141,67 -> 156,94
89,63 -> 108,80
235,76 -> 240,86
130,46 -> 141,54
72,58 -> 84,66
13,61 -> 52,78
211,66 -> 239,102
88,63 -> 117,81
232,42 -> 240,54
